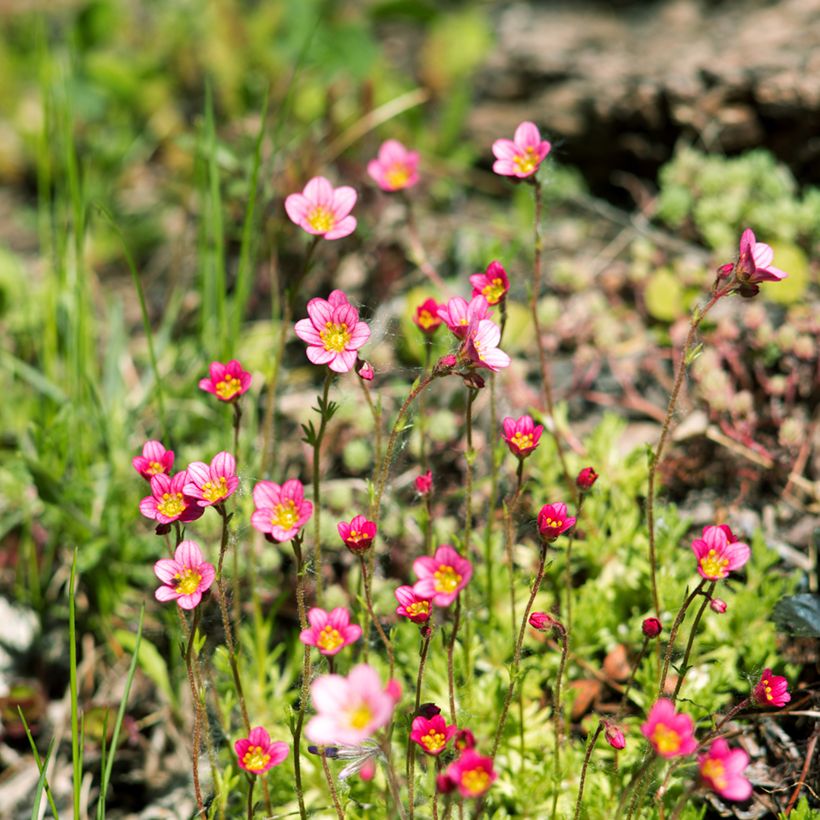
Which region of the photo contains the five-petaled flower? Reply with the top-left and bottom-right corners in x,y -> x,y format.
691,525 -> 750,581
698,739 -> 752,801
502,415 -> 543,458
445,749 -> 498,798
395,585 -> 434,624
410,714 -> 457,756
285,176 -> 357,240
438,295 -> 492,340
251,479 -> 313,542
367,140 -> 420,192
492,121 -> 551,179
153,541 -> 215,610
470,261 -> 510,306
132,440 -> 175,481
234,726 -> 289,775
183,451 -> 239,507
752,668 -> 791,708
414,298 -> 444,334
733,228 -> 788,294
462,314 -> 511,372
294,290 -> 371,373
413,545 -> 473,607
338,515 -> 377,554
640,699 -> 697,759
300,607 -> 362,656
537,502 -> 576,541
139,471 -> 204,525
199,360 -> 252,402
305,664 -> 398,746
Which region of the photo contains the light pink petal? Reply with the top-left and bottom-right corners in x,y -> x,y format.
268,742 -> 289,766
347,321 -> 371,350
299,627 -> 317,646
492,139 -> 518,161
155,586 -> 179,603
306,297 -> 333,327
311,674 -> 349,713
493,159 -> 518,176
343,624 -> 362,643
306,345 -> 337,366
304,176 -> 334,208
154,559 -> 180,585
702,526 -> 728,552
178,591 -> 202,610
435,545 -> 462,567
324,215 -> 357,240
175,540 -> 204,568
724,542 -> 751,571
209,361 -> 227,383
234,738 -> 250,758
367,159 -> 385,184
413,578 -> 437,599
334,303 -> 359,327
281,480 -> 304,503
413,555 -> 437,579
328,607 -> 350,629
253,480 -> 281,510
752,243 -> 774,269
184,462 -> 210,489
294,320 -> 322,346
198,377 -> 214,393
139,497 -> 158,519
332,186 -> 357,218
328,290 -> 350,306
480,348 -> 511,371
305,715 -> 344,745
379,140 -> 408,164
248,726 -> 270,747
308,608 -> 329,629
328,350 -> 356,372
514,121 -> 541,149
720,777 -> 752,801
198,564 -> 215,592
284,193 -> 311,225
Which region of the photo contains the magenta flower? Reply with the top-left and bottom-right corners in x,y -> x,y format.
752,668 -> 791,708
413,545 -> 473,607
153,541 -> 215,610
454,728 -> 476,752
529,611 -> 557,631
251,479 -> 313,542
642,617 -> 662,638
437,295 -> 492,340
300,607 -> 362,656
305,664 -> 397,745
470,261 -> 509,306
502,415 -> 543,459
199,360 -> 252,403
415,470 -> 433,496
446,749 -> 497,798
139,471 -> 204,525
357,360 -> 374,381
462,315 -> 511,372
640,699 -> 697,759
604,722 -> 626,750
698,739 -> 752,801
691,525 -> 750,581
414,298 -> 444,334
537,502 -> 576,541
183,451 -> 239,507
410,714 -> 457,756
234,726 -> 289,775
492,121 -> 551,179
394,585 -> 434,624
367,140 -> 420,192
338,515 -> 377,554
294,292 -> 370,373
576,467 -> 599,491
132,440 -> 174,480
735,228 -> 788,285
285,176 -> 357,240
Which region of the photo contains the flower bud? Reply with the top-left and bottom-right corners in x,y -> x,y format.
709,598 -> 727,614
417,703 -> 441,719
529,611 -> 557,631
642,617 -> 662,638
604,722 -> 626,750
576,466 -> 599,491
415,470 -> 433,496
357,360 -> 374,381
436,774 -> 456,794
454,728 -> 476,751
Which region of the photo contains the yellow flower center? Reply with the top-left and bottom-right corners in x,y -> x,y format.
406,601 -> 430,618
761,678 -> 773,701
348,703 -> 374,730
417,309 -> 437,330
482,278 -> 506,304
512,146 -> 538,176
542,517 -> 563,530
242,745 -> 271,772
699,548 -> 729,579
422,730 -> 446,752
215,376 -> 242,400
461,767 -> 490,795
385,163 -> 410,189
320,321 -> 352,353
511,431 -> 534,450
201,476 -> 228,503
174,567 -> 202,596
701,758 -> 727,790
307,206 -> 335,233
434,564 -> 461,594
316,625 -> 344,653
271,500 -> 298,531
651,723 -> 681,755
147,460 -> 164,475
157,492 -> 185,518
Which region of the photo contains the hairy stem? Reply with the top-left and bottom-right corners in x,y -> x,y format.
359,554 -> 395,677
573,720 -> 603,820
407,631 -> 432,820
671,581 -> 715,701
321,752 -> 345,819
447,596 -> 462,725
312,370 -> 333,605
290,535 -> 311,820
658,579 -> 706,697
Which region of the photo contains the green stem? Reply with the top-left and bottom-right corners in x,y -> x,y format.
564,495 -> 585,636
406,631 -> 432,820
246,775 -> 255,820
573,720 -> 603,820
321,752 -> 345,819
359,554 -> 395,677
503,460 -> 525,655
290,535 -> 311,820
463,388 -> 478,555
671,581 -> 715,701
312,370 -> 333,606
447,596 -> 462,726
484,374 -> 500,619
183,607 -> 205,814
657,579 -> 706,698
551,624 -> 569,818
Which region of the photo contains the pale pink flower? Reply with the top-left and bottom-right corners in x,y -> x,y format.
735,228 -> 788,285
367,140 -> 420,192
536,502 -> 576,541
199,360 -> 252,402
294,292 -> 370,373
300,607 -> 362,656
285,176 -> 357,240
251,479 -> 313,542
691,525 -> 750,581
752,668 -> 790,708
640,699 -> 697,758
463,316 -> 511,372
394,585 -> 434,624
338,515 -> 377,554
492,121 -> 551,179
305,664 -> 397,745
413,545 -> 473,607
437,295 -> 492,340
153,541 -> 215,610
132,440 -> 174,480
469,261 -> 509,306
234,726 -> 289,775
698,739 -> 752,801
410,714 -> 457,756
446,749 -> 497,798
183,451 -> 239,507
502,415 -> 543,458
139,472 -> 204,525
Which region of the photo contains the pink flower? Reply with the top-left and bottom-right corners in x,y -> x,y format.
640,699 -> 697,759
183,451 -> 239,507
698,739 -> 752,801
462,315 -> 511,372
284,176 -> 357,240
446,749 -> 497,798
153,541 -> 215,610
199,360 -> 252,402
537,502 -> 576,541
338,515 -> 377,554
414,298 -> 444,334
454,729 -> 476,751
139,472 -> 204,525
357,360 -> 374,381
394,585 -> 434,624
642,617 -> 662,638
710,598 -> 728,614
300,607 -> 362,656
415,470 -> 433,496
469,261 -> 509,306
294,292 -> 370,373
529,611 -> 557,631
410,714 -> 457,756
752,668 -> 791,708
735,228 -> 787,285
691,525 -> 750,581
367,140 -> 420,192
492,121 -> 551,179
576,467 -> 599,491
437,295 -> 492,340
604,722 -> 626,750
251,479 -> 313,542
502,415 -> 543,458
305,664 -> 397,745
413,545 -> 473,607
132,440 -> 174,480
234,726 -> 289,775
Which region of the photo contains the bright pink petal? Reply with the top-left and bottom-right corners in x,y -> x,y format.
306,345 -> 337,366
175,540 -> 204,568
308,608 -> 329,629
253,480 -> 281,510
306,297 -> 333,327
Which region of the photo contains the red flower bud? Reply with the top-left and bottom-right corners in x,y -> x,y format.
576,466 -> 599,491
642,617 -> 662,638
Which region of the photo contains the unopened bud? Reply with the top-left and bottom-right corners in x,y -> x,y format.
642,617 -> 662,638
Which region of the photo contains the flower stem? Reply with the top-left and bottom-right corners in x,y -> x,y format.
484,374 -> 501,619
358,371 -> 383,473
463,387 -> 478,555
620,636 -> 650,715
184,607 -> 205,815
320,751 -> 345,819
359,554 -> 395,677
312,369 -> 334,606
503,460 -> 525,655
564,495 -> 585,637
406,630 -> 432,819
671,581 -> 715,701
290,535 -> 311,820
658,579 -> 706,697
246,775 -> 255,820
553,623 -> 569,788
573,720 -> 603,820
447,596 -> 462,725
382,735 -> 408,820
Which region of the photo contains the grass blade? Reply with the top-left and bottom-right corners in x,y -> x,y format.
69,547 -> 81,820
18,707 -> 60,820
